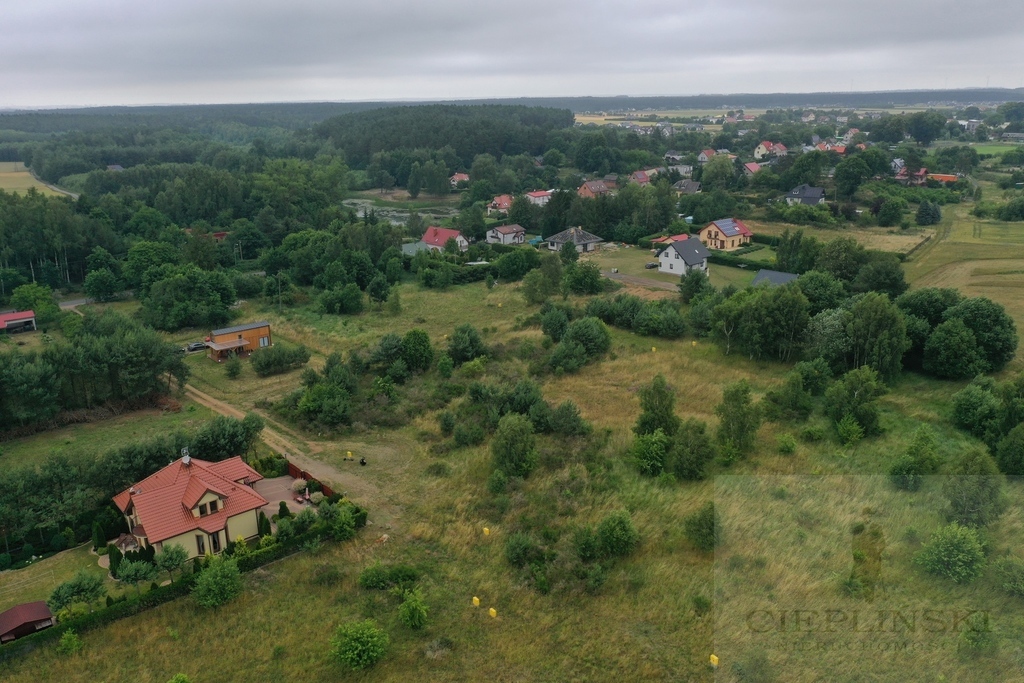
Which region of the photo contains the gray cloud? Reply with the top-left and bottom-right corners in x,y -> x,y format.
2,0 -> 1022,107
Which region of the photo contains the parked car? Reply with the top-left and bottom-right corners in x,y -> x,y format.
186,341 -> 207,352
644,262 -> 659,269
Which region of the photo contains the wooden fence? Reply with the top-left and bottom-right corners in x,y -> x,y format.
285,461 -> 335,498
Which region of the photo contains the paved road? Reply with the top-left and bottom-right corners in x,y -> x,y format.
602,270 -> 679,292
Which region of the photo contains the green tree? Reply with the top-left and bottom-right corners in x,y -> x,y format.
701,154 -> 735,190
851,255 -> 907,299
192,556 -> 243,608
398,589 -> 428,630
922,319 -> 985,379
834,156 -> 871,197
491,413 -> 538,478
559,240 -> 579,265
915,523 -> 986,584
48,571 -> 106,612
996,423 -> 1024,476
678,268 -> 712,304
84,268 -> 122,302
633,374 -> 681,437
943,297 -> 1017,372
155,544 -> 189,584
824,366 -> 887,436
448,324 -> 486,365
814,236 -> 867,283
400,329 -> 434,372
846,293 -> 909,381
668,419 -> 716,481
875,198 -> 906,228
331,620 -> 389,670
942,449 -> 1007,527
715,380 -> 761,454
117,559 -> 158,594
562,261 -> 602,294
596,511 -> 640,558
796,270 -> 846,315
560,316 -> 611,358
631,428 -> 669,476
10,283 -> 60,323
684,501 -> 720,552
366,274 -> 390,308
507,195 -> 536,231
906,111 -> 947,146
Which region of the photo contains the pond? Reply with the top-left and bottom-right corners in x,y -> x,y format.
342,198 -> 460,226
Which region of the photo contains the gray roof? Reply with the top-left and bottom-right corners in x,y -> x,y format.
668,239 -> 710,266
211,320 -> 270,336
401,241 -> 431,256
751,269 -> 799,287
786,184 -> 826,204
548,226 -> 603,246
673,179 -> 702,194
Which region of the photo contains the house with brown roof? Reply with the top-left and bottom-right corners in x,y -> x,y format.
488,194 -> 514,214
449,173 -> 470,188
697,149 -> 716,165
525,190 -> 552,207
546,227 -> 603,253
422,226 -> 469,252
0,602 -> 54,644
698,218 -> 752,251
577,180 -> 610,199
113,455 -> 268,560
486,224 -> 526,245
743,162 -> 763,178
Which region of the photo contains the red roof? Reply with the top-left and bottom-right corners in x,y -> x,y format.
759,141 -> 773,149
494,224 -> 525,235
0,602 -> 53,638
928,173 -> 958,183
422,226 -> 465,248
832,146 -> 847,155
490,194 -> 514,211
0,310 -> 34,329
526,190 -> 551,198
744,162 -> 762,174
113,457 -> 266,545
450,173 -> 469,182
651,234 -> 689,244
773,143 -> 787,152
700,149 -> 716,158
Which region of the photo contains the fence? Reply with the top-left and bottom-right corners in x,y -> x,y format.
285,461 -> 335,498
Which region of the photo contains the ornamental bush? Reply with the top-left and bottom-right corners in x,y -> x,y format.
915,523 -> 985,584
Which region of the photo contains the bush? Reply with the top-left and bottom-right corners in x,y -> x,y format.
889,455 -> 924,491
505,533 -> 542,568
491,413 -> 538,478
398,589 -> 428,630
799,424 -> 826,442
561,317 -> 611,358
56,629 -> 83,655
191,556 -> 243,608
487,469 -> 508,494
225,354 -> 242,379
437,411 -> 456,437
453,423 -> 485,447
550,400 -> 591,437
715,380 -> 761,455
250,344 -> 311,377
448,324 -> 486,365
436,354 -> 454,379
668,418 -> 717,481
596,511 -> 640,558
836,414 -> 864,445
541,308 -> 569,342
994,557 -> 1024,598
548,339 -> 589,374
915,523 -> 986,584
776,434 -> 797,454
573,526 -> 600,563
951,383 -> 1000,439
358,563 -> 419,591
631,429 -> 669,476
330,620 -> 389,670
684,501 -> 719,552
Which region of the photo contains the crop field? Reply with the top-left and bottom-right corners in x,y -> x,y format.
0,161 -> 63,196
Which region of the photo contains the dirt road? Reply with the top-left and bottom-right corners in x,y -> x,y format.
184,384 -> 400,527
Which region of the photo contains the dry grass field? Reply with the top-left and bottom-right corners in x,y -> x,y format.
744,219 -> 934,255
0,161 -> 63,196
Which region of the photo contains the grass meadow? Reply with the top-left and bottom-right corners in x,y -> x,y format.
0,161 -> 63,196
5,188 -> 1024,680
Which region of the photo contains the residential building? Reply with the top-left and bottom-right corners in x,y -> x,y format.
525,190 -> 552,207
743,162 -> 762,177
673,179 -> 702,195
664,150 -> 684,163
206,321 -> 272,361
449,173 -> 470,188
0,602 -> 54,644
577,180 -> 610,199
753,141 -> 776,160
546,227 -> 603,253
113,455 -> 268,560
697,149 -> 716,164
486,224 -> 526,245
422,226 -> 469,252
658,239 -> 710,276
488,194 -> 514,214
751,269 -> 799,287
698,218 -> 752,251
651,233 -> 690,247
785,184 -> 826,206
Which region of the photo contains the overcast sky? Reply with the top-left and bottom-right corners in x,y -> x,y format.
3,0 -> 1023,108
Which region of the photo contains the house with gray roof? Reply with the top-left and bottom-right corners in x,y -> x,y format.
546,227 -> 604,253
658,239 -> 710,276
785,184 -> 826,206
751,269 -> 799,287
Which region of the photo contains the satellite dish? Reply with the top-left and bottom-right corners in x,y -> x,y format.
181,447 -> 191,465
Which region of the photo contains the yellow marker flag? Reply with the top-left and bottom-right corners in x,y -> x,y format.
692,340 -> 697,347
652,346 -> 656,352
489,608 -> 497,618
346,451 -> 353,460
498,303 -> 503,308
472,597 -> 480,607
710,654 -> 719,667
483,527 -> 490,536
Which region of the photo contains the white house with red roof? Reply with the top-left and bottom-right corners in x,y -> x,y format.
525,190 -> 552,207
488,194 -> 514,214
743,162 -> 763,177
754,141 -> 775,160
697,149 -> 716,165
449,173 -> 470,188
113,455 -> 268,559
422,226 -> 469,252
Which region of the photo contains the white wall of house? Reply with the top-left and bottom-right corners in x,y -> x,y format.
658,248 -> 707,275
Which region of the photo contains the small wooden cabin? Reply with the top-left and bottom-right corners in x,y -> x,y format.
206,321 -> 271,361
0,602 -> 54,644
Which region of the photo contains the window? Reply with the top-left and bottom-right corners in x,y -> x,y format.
196,535 -> 206,555
669,263 -> 673,270
209,500 -> 219,513
198,503 -> 208,516
259,336 -> 269,348
238,334 -> 243,340
211,533 -> 221,554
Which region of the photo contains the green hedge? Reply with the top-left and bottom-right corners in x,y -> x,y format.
707,252 -> 769,269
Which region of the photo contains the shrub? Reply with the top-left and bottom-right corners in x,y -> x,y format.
684,501 -> 719,552
573,526 -> 600,563
825,366 -> 886,437
951,383 -> 1000,439
889,455 -> 924,491
561,317 -> 611,358
836,414 -> 864,445
915,523 -> 986,584
596,511 -> 640,558
505,533 -> 542,567
487,469 -> 508,494
958,612 -> 994,654
550,400 -> 591,437
994,557 -> 1024,598
330,620 -> 389,670
251,344 -> 311,377
358,564 -> 419,591
491,413 -> 538,478
631,429 -> 669,476
541,308 -> 569,342
56,629 -> 83,655
715,380 -> 761,455
448,324 -> 486,365
762,372 -> 813,422
776,434 -> 797,454
942,449 -> 1007,528
995,423 -> 1024,476
668,418 -> 717,481
400,329 -> 434,372
436,354 -> 454,379
225,354 -> 242,379
548,339 -> 588,374
453,423 -> 485,447
633,374 -> 680,437
192,556 -> 243,608
398,589 -> 428,630
799,424 -> 826,442
794,357 -> 832,396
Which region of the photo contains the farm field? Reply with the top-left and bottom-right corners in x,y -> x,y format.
0,161 -> 64,196
744,219 -> 934,255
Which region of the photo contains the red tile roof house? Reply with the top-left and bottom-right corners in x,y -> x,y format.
697,149 -> 716,164
525,190 -> 552,207
113,455 -> 268,560
630,170 -> 652,186
421,226 -> 469,252
0,602 -> 54,644
743,162 -> 763,178
449,172 -> 470,188
488,194 -> 514,214
0,310 -> 36,333
650,233 -> 690,246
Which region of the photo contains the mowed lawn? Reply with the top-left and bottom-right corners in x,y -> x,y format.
0,545 -> 127,615
0,161 -> 63,196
